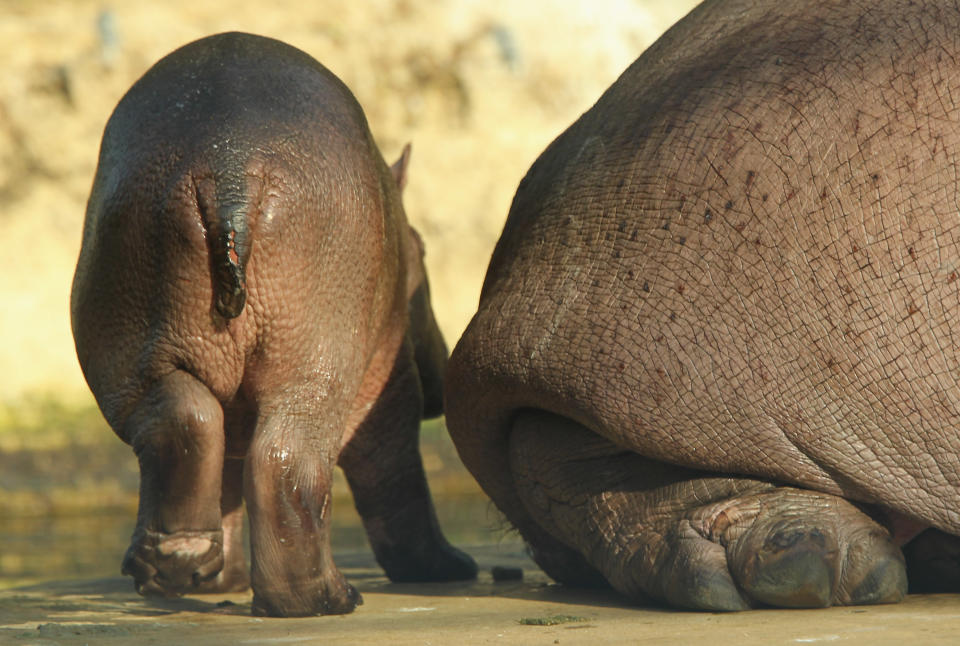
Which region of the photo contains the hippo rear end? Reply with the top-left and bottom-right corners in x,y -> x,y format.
446,0 -> 960,611
72,32 -> 475,618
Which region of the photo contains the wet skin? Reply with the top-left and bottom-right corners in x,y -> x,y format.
71,32 -> 475,617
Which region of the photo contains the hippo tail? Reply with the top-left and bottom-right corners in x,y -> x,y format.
196,167 -> 252,319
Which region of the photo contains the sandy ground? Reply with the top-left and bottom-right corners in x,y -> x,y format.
3,544 -> 960,646
0,0 -> 697,405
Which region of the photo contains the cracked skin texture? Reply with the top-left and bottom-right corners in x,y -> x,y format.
446,0 -> 960,610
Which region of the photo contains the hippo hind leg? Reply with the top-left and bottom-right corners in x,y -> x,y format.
508,409 -> 907,610
338,337 -> 477,583
243,393 -> 360,618
119,370 -> 227,597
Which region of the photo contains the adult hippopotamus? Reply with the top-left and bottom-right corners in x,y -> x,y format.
71,32 -> 475,618
445,0 -> 960,610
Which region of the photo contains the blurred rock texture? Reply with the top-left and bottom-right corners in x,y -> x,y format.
0,0 -> 696,404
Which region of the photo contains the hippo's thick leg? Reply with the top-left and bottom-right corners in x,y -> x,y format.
509,410 -> 907,610
120,370 -> 226,596
196,457 -> 249,593
339,338 -> 476,583
244,402 -> 358,618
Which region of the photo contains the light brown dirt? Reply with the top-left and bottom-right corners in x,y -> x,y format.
0,0 -> 697,405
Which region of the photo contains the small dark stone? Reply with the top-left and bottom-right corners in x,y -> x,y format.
492,566 -> 524,582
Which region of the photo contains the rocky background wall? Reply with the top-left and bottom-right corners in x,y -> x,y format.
0,0 -> 696,407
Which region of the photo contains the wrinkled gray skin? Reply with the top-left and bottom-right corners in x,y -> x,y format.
446,0 -> 960,611
71,32 -> 475,618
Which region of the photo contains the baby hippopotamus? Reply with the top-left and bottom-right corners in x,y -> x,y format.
71,32 -> 475,617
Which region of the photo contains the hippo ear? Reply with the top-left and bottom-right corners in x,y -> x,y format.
390,143 -> 412,193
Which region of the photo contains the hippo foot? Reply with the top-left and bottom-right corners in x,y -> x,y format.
378,540 -> 478,583
122,528 -> 224,597
507,410 -> 906,611
631,487 -> 907,611
251,575 -> 362,617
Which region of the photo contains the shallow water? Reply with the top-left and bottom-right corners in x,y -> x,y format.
0,492 -> 504,589
0,410 -> 503,589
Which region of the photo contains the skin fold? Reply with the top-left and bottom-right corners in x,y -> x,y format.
71,32 -> 475,618
446,0 -> 960,610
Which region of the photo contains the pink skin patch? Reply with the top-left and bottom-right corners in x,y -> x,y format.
227,230 -> 239,265
156,536 -> 214,557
